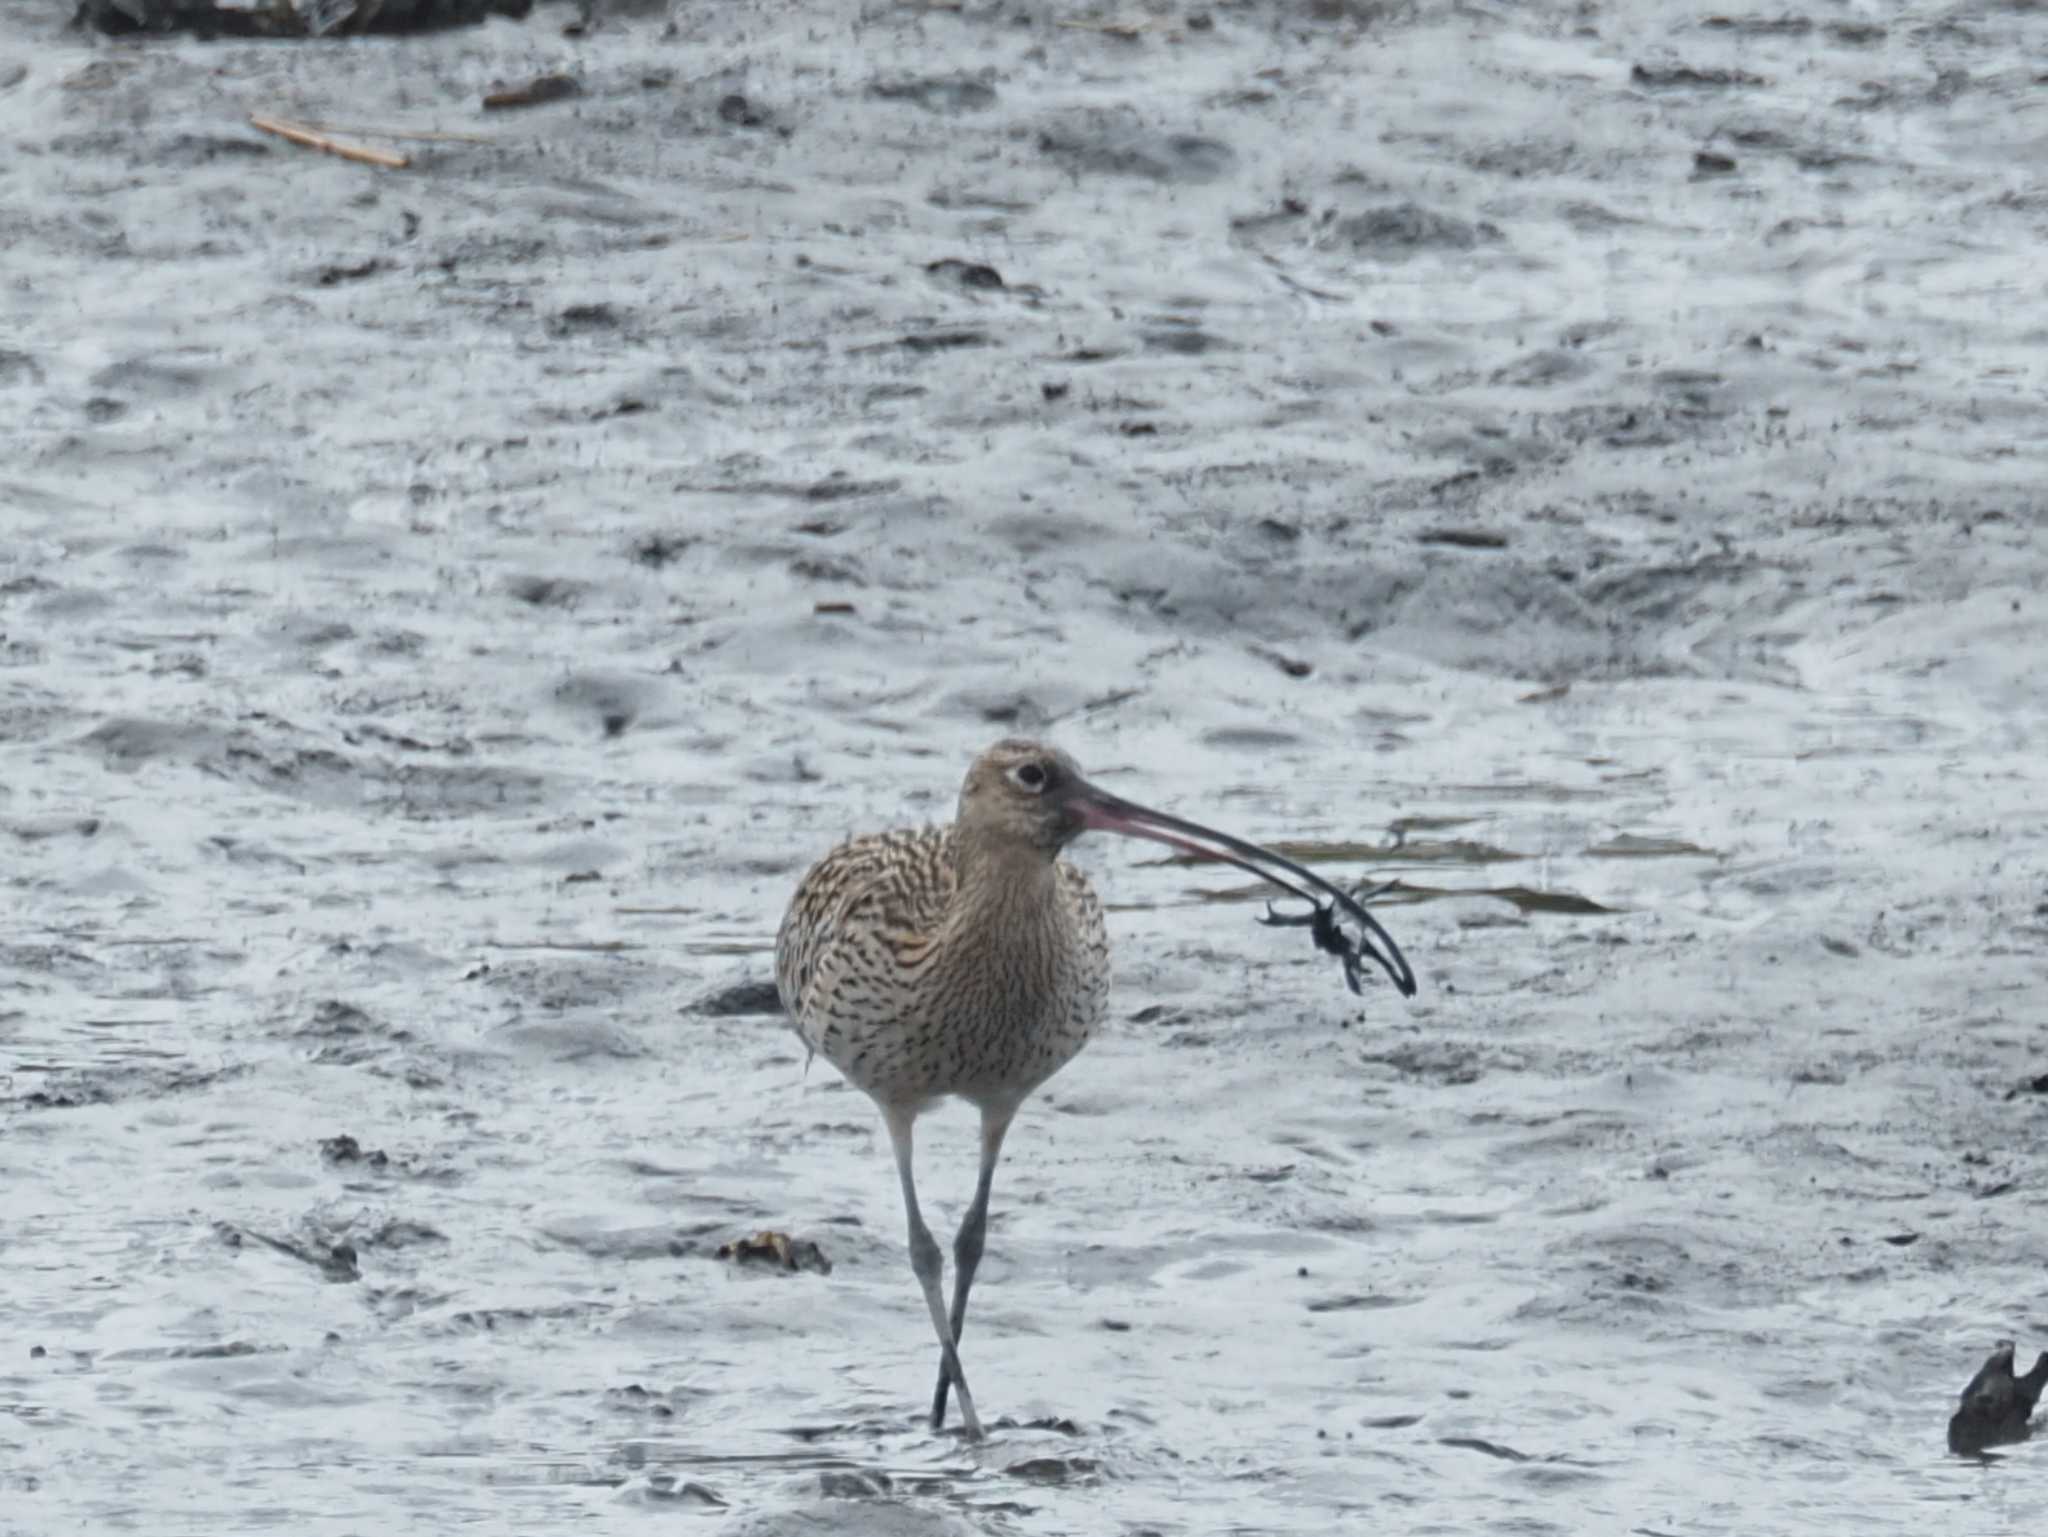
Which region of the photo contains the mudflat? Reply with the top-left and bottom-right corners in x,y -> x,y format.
4,2 -> 2045,1531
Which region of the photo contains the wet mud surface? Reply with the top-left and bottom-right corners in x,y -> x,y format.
4,0 -> 2047,1531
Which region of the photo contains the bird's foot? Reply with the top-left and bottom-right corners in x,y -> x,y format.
935,1363 -> 983,1441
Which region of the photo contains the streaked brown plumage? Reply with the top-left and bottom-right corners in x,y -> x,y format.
777,823 -> 1108,1114
776,738 -> 1418,1440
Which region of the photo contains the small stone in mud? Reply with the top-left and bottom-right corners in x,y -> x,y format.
551,302 -> 624,333
507,575 -> 585,608
718,93 -> 771,128
926,258 -> 1005,290
1418,526 -> 1509,549
628,532 -> 692,568
716,1230 -> 832,1275
689,979 -> 784,1016
320,1134 -> 389,1168
1948,1341 -> 2048,1455
482,74 -> 581,110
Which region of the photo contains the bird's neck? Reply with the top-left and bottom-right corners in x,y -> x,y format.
949,825 -> 1060,918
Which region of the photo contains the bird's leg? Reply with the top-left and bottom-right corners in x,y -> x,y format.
882,1105 -> 983,1440
930,1105 -> 1015,1430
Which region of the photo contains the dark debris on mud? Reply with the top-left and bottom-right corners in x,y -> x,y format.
1949,1341 -> 2048,1456
716,1230 -> 833,1276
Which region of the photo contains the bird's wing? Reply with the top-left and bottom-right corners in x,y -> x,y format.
775,826 -> 956,1027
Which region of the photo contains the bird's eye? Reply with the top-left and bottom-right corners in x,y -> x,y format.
1009,761 -> 1049,793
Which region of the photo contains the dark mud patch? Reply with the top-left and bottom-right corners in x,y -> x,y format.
1334,203 -> 1503,258
78,716 -> 554,817
14,1059 -> 248,1109
690,978 -> 785,1016
1038,111 -> 1236,183
870,74 -> 997,114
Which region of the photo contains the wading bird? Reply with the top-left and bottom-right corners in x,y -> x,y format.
774,739 -> 1417,1439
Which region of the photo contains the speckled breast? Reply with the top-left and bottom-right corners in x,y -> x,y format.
783,855 -> 1111,1112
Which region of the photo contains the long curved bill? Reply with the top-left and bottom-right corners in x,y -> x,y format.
1070,780 -> 1419,999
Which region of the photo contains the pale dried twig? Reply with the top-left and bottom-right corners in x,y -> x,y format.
292,119 -> 493,145
249,113 -> 410,170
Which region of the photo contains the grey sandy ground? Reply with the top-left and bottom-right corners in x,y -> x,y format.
4,1 -> 2047,1533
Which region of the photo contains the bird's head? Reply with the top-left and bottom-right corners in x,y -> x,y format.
957,738 -> 1089,856
952,736 -> 1419,998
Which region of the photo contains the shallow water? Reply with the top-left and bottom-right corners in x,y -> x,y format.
4,0 -> 2047,1531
